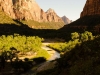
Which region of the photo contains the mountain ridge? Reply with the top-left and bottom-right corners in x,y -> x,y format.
61,16 -> 72,24
0,0 -> 63,23
81,0 -> 100,17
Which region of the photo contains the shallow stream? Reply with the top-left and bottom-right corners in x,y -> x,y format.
42,43 -> 60,61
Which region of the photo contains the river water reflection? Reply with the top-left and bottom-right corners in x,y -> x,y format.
42,43 -> 60,61
48,51 -> 60,61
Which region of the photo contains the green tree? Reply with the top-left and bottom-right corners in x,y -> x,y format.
80,31 -> 94,42
71,32 -> 79,40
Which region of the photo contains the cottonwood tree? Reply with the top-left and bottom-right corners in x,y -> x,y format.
71,32 -> 79,40
80,31 -> 94,42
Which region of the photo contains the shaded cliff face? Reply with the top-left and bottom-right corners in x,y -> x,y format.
0,0 -> 63,22
81,0 -> 100,17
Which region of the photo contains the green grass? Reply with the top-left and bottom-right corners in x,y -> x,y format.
0,11 -> 16,24
21,20 -> 64,29
0,11 -> 64,29
35,49 -> 50,60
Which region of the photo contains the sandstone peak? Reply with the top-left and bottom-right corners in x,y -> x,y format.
81,0 -> 100,17
61,16 -> 72,24
45,8 -> 63,22
62,16 -> 69,20
46,8 -> 55,13
0,0 -> 63,22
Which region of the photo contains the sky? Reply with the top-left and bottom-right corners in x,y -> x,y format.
36,0 -> 86,21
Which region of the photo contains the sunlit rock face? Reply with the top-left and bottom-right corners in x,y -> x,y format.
46,8 -> 63,22
0,0 -> 63,22
61,16 -> 72,24
0,0 -> 15,18
81,0 -> 100,17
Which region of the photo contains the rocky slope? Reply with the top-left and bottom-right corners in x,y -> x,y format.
36,0 -> 100,75
46,8 -> 63,22
60,0 -> 100,35
61,16 -> 72,24
0,0 -> 63,22
81,0 -> 100,17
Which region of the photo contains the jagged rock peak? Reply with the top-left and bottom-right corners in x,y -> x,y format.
61,16 -> 72,24
0,0 -> 63,22
45,8 -> 63,22
81,0 -> 100,17
46,8 -> 55,13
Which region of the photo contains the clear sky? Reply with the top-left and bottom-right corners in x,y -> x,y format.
36,0 -> 86,21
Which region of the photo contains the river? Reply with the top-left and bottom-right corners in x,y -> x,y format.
42,43 -> 60,61
21,42 -> 61,75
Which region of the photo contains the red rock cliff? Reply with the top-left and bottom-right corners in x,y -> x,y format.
81,0 -> 100,17
0,0 -> 63,22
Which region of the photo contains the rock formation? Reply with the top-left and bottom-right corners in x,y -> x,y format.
46,8 -> 63,22
0,0 -> 63,22
61,16 -> 72,24
81,0 -> 100,17
0,0 -> 15,19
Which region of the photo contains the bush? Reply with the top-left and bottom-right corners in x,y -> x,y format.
33,57 -> 46,64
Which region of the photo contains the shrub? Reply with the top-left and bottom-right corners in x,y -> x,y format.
33,57 -> 46,64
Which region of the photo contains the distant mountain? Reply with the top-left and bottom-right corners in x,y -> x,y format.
0,0 -> 63,23
60,0 -> 100,35
61,0 -> 100,33
61,16 -> 72,24
46,8 -> 63,22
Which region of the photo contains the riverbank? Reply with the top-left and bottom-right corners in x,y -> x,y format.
0,39 -> 63,75
42,43 -> 60,61
20,43 -> 60,75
